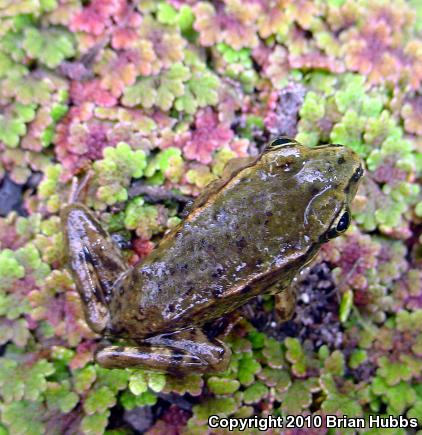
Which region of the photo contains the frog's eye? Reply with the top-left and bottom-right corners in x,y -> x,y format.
336,210 -> 350,232
325,209 -> 351,240
266,137 -> 298,150
352,165 -> 364,182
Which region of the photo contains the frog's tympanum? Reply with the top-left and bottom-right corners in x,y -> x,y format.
61,138 -> 363,374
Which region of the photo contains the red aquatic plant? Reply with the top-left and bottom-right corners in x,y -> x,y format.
193,0 -> 260,50
29,271 -> 96,347
20,108 -> 53,152
372,160 -> 409,185
146,405 -> 191,435
393,270 -> 422,311
94,50 -> 138,98
320,230 -> 380,293
105,122 -> 153,151
402,40 -> 422,90
229,138 -> 249,157
285,0 -> 321,29
0,218 -> 21,250
137,15 -> 186,70
183,108 -> 234,164
342,21 -> 401,85
401,95 -> 422,135
69,340 -> 97,369
289,52 -> 345,74
70,79 -> 117,107
262,45 -> 290,87
217,80 -> 246,125
132,239 -> 155,260
111,8 -> 142,49
339,1 -> 422,89
255,0 -> 287,39
365,0 -> 415,39
70,0 -> 126,35
264,83 -> 306,138
55,106 -> 113,179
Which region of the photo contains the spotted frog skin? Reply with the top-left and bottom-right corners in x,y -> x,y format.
61,137 -> 363,374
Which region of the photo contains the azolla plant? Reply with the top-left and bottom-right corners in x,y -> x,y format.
0,1 -> 421,434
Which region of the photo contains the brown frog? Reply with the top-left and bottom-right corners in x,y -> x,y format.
61,137 -> 363,374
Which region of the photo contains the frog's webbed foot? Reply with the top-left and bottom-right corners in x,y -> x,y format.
61,203 -> 129,334
95,328 -> 231,375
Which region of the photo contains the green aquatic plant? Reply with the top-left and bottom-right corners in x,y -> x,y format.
92,142 -> 147,207
0,0 -> 422,433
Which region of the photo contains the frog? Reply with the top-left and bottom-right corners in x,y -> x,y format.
61,137 -> 363,374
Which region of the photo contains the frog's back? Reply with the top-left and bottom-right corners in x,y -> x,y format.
109,156 -> 319,337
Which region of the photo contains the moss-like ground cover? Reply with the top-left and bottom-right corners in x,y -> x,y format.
0,0 -> 421,433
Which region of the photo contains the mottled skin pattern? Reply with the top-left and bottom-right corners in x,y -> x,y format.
61,138 -> 363,374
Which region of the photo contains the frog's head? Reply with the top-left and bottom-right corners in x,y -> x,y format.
260,137 -> 363,245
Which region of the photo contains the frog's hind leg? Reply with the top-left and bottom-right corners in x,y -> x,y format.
61,203 -> 129,334
95,328 -> 231,375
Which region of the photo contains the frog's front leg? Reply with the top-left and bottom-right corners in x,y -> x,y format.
95,328 -> 231,375
266,281 -> 297,322
61,203 -> 129,333
274,286 -> 296,322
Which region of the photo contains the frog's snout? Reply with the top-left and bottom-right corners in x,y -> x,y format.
332,146 -> 363,177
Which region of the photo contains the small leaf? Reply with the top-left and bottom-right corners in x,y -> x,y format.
2,401 -> 45,435
324,350 -> 345,377
349,350 -> 367,369
376,356 -> 412,386
193,397 -> 237,424
322,394 -> 362,416
122,77 -> 156,108
163,373 -> 203,396
122,63 -> 189,110
147,372 -> 166,393
128,371 -> 147,396
157,3 -> 178,24
207,376 -> 240,395
243,382 -> 268,404
81,410 -> 110,435
339,289 -> 353,323
284,337 -> 307,377
262,337 -> 284,369
247,331 -> 266,349
84,386 -> 116,414
279,379 -> 313,414
237,353 -> 261,386
120,389 -> 157,410
74,365 -> 97,394
258,367 -> 291,393
45,381 -> 79,413
23,27 -> 75,68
